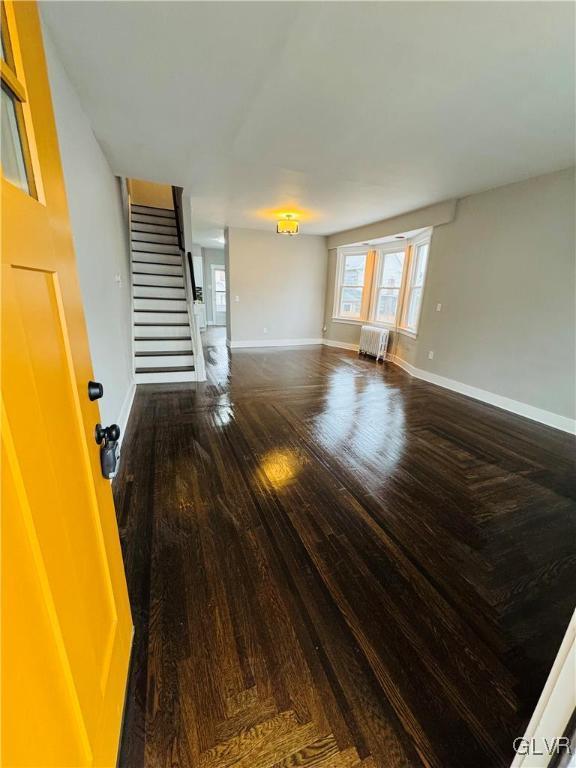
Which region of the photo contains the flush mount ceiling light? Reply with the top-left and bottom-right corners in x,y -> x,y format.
276,213 -> 299,235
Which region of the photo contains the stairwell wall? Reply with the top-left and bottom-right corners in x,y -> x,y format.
42,25 -> 134,432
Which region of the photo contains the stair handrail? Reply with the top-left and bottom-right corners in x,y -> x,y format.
172,186 -> 206,381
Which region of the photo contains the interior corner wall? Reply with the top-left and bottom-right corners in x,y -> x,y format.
42,24 -> 134,430
324,167 -> 575,423
227,228 -> 327,345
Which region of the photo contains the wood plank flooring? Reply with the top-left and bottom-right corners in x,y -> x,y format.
114,328 -> 576,767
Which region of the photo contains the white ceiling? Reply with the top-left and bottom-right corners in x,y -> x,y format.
41,1 -> 575,247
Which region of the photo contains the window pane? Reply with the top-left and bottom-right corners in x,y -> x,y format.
405,287 -> 422,329
340,286 -> 363,318
376,288 -> 398,323
343,254 -> 366,286
215,291 -> 226,311
1,86 -> 29,194
413,244 -> 429,286
214,269 -> 226,291
380,252 -> 404,288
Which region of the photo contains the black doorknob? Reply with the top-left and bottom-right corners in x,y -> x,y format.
95,423 -> 121,445
88,381 -> 104,401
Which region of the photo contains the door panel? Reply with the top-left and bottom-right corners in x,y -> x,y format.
1,2 -> 132,765
2,416 -> 91,767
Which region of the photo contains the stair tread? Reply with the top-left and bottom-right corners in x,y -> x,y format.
132,257 -> 181,262
132,272 -> 183,276
132,261 -> 182,267
131,225 -> 177,231
133,284 -> 185,288
135,365 -> 195,373
132,247 -> 180,252
131,238 -> 179,244
133,296 -> 185,301
131,216 -> 176,225
132,253 -> 181,257
135,336 -> 190,341
135,350 -> 192,357
131,204 -> 175,214
131,231 -> 177,236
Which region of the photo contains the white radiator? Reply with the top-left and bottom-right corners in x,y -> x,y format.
359,325 -> 389,362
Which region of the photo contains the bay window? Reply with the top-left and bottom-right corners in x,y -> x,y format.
333,230 -> 432,335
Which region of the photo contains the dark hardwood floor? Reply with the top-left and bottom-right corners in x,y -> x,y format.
114,327 -> 575,767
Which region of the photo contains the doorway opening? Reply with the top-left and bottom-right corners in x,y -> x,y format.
211,264 -> 227,326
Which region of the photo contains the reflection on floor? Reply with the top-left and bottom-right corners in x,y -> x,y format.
114,338 -> 576,768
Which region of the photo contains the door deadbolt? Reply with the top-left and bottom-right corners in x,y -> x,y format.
88,381 -> 104,401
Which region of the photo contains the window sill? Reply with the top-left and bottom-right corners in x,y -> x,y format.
331,317 -> 419,339
331,317 -> 364,325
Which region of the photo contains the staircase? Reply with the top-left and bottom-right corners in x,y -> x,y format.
130,203 -> 198,383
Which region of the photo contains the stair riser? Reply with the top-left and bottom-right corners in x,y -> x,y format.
131,213 -> 175,228
131,204 -> 174,216
132,241 -> 181,254
136,354 -> 195,368
134,370 -> 197,384
134,311 -> 189,323
134,298 -> 188,312
131,221 -> 177,235
133,325 -> 190,338
132,252 -> 182,266
133,286 -> 186,299
133,273 -> 184,287
131,232 -> 179,246
134,339 -> 193,353
132,264 -> 182,277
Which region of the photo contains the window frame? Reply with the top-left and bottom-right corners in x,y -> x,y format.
0,0 -> 42,200
368,242 -> 408,328
332,230 -> 432,336
333,246 -> 372,323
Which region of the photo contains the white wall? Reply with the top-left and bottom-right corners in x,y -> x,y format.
227,228 -> 327,345
43,26 -> 134,431
324,168 -> 575,426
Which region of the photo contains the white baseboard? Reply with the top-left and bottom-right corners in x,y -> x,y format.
320,341 -> 575,433
386,354 -> 419,377
322,339 -> 360,352
230,337 -> 323,349
117,381 -> 136,448
387,354 -> 575,434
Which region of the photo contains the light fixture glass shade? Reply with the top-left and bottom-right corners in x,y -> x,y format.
277,218 -> 299,235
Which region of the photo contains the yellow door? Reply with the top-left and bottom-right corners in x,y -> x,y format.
1,2 -> 133,765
